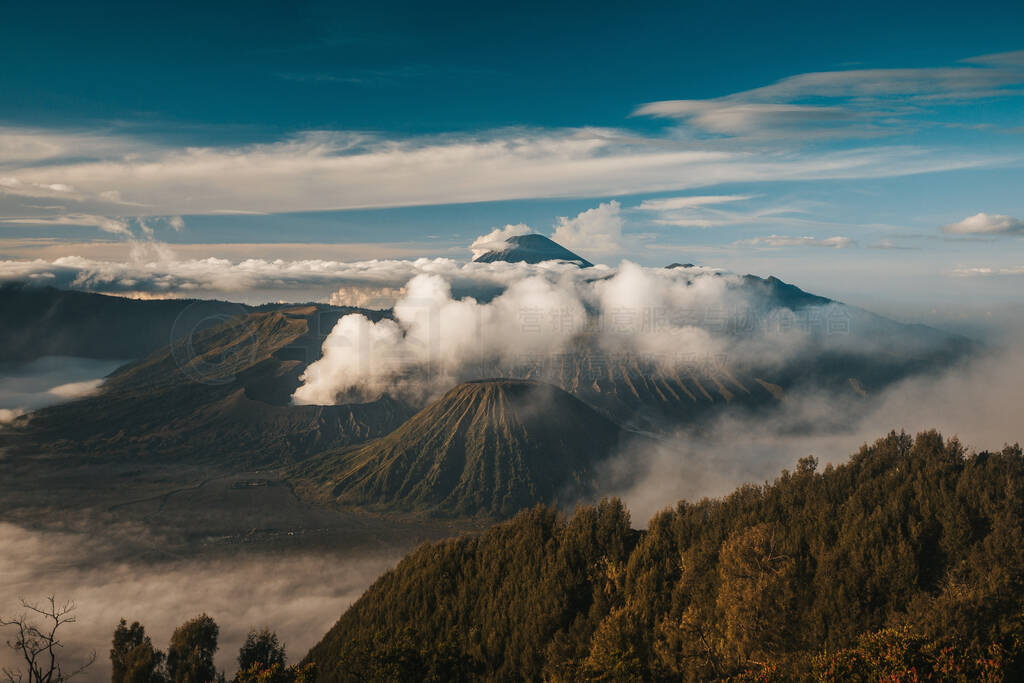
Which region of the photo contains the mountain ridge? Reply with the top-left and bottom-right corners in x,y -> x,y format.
12,306 -> 412,466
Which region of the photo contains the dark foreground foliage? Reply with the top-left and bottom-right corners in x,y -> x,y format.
305,430 -> 1024,681
110,617 -> 315,683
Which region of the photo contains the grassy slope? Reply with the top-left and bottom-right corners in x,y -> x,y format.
291,379 -> 625,517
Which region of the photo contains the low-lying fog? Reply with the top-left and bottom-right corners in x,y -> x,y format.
607,335 -> 1024,523
5,341 -> 1020,680
0,522 -> 400,681
0,356 -> 124,423
2,293 -> 1021,678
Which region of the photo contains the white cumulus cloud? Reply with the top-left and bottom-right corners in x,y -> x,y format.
942,212 -> 1024,235
291,260 -> 820,405
551,201 -> 623,255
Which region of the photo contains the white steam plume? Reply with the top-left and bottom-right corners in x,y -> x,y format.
293,260 -> 818,405
294,271 -> 587,403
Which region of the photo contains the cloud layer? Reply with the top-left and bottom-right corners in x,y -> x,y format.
0,357 -> 124,422
3,51 -> 1019,232
1,127 -> 989,223
0,249 -> 609,298
0,52 -> 1017,258
0,208 -> 619,298
607,335 -> 1024,524
0,522 -> 399,681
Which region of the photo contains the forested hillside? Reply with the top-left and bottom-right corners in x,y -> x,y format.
306,430 -> 1024,681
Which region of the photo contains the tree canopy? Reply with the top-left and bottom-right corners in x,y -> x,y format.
304,430 -> 1024,681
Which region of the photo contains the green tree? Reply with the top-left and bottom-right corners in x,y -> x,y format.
716,523 -> 796,664
111,619 -> 166,683
300,431 -> 1024,680
166,614 -> 219,683
811,626 -> 1012,681
233,629 -> 288,683
236,629 -> 285,675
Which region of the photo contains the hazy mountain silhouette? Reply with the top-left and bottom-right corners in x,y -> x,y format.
0,284 -> 202,362
3,262 -> 975,462
13,305 -> 412,466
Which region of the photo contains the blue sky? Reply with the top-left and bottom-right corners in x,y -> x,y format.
1,0 -> 1023,327
4,0 -> 1023,134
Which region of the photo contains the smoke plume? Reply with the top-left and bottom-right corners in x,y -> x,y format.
294,259 -> 824,405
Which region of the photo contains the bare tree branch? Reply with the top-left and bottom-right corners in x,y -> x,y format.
0,597 -> 94,683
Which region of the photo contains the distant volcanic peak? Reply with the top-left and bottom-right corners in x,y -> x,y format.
299,378 -> 622,517
666,262 -> 696,269
741,273 -> 834,308
432,378 -> 592,419
391,378 -> 614,448
473,233 -> 594,267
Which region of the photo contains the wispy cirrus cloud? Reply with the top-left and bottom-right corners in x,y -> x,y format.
953,265 -> 1024,277
0,214 -> 184,238
635,194 -> 755,212
962,50 -> 1024,67
0,93 -> 1011,241
733,234 -> 856,249
0,213 -> 133,236
0,128 -> 154,165
867,239 -> 915,250
634,101 -> 874,139
0,51 -> 1019,239
0,127 -> 992,222
0,175 -> 80,201
633,194 -> 818,230
634,51 -> 1024,140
